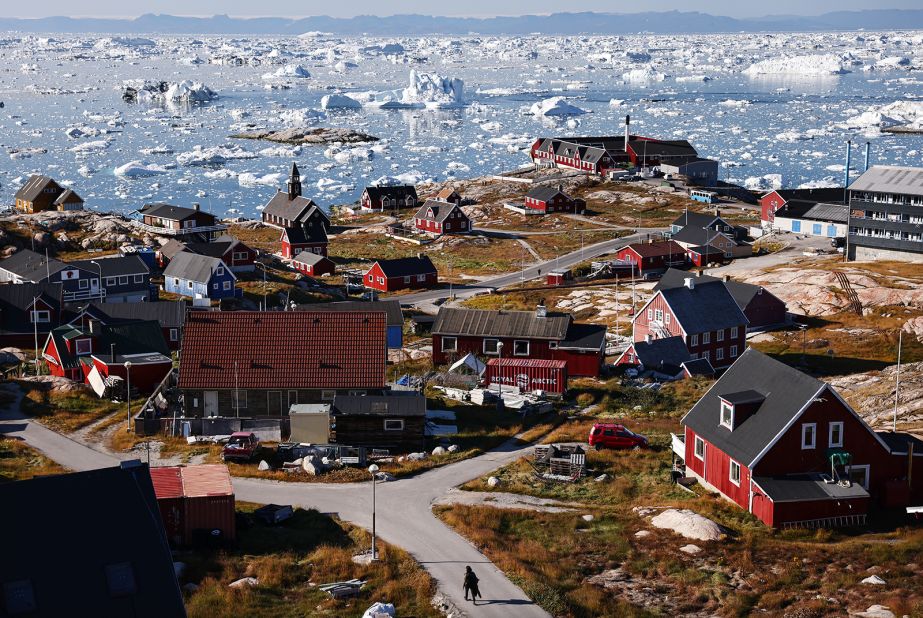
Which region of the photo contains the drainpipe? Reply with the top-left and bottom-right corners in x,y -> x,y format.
864,141 -> 871,172
843,140 -> 852,203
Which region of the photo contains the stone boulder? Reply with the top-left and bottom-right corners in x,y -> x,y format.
486,476 -> 500,488
432,446 -> 447,456
228,577 -> 259,589
649,509 -> 723,541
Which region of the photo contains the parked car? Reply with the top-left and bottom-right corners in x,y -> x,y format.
222,432 -> 261,462
588,423 -> 648,450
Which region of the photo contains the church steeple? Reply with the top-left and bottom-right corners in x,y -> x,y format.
287,162 -> 302,200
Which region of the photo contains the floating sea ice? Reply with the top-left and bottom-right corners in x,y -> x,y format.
238,172 -> 283,187
114,160 -> 169,178
70,139 -> 111,153
744,174 -> 783,191
529,96 -> 587,117
622,67 -> 666,82
676,75 -> 711,83
176,145 -> 257,167
262,64 -> 311,80
320,94 -> 362,109
743,54 -> 849,76
279,108 -> 326,125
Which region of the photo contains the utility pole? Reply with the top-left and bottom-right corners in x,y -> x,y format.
32,296 -> 39,376
893,329 -> 902,433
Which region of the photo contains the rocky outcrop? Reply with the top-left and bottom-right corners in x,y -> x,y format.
829,362 -> 923,429
231,127 -> 378,145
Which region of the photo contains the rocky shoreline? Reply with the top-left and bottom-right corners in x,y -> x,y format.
230,127 -> 378,145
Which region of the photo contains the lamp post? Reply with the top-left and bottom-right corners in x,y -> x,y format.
90,260 -> 103,300
495,341 -> 504,398
368,463 -> 379,560
124,360 -> 132,432
256,262 -> 268,310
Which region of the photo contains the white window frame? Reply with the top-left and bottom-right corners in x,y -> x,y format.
801,423 -> 817,450
483,339 -> 500,355
118,275 -> 128,285
690,334 -> 698,346
216,267 -> 224,276
717,329 -> 724,342
720,400 -> 734,429
694,435 -> 705,460
647,309 -> 652,320
829,421 -> 844,448
715,347 -> 724,361
321,390 -> 336,401
75,338 -> 92,355
654,308 -> 663,322
377,276 -> 385,285
134,274 -> 144,283
417,274 -> 426,282
730,345 -> 738,358
187,280 -> 193,289
513,340 -> 530,356
403,276 -> 411,284
730,327 -> 738,338
846,464 -> 870,490
105,277 -> 117,286
384,419 -> 404,431
30,310 -> 50,323
664,313 -> 671,325
441,336 -> 457,352
702,350 -> 710,361
223,281 -> 231,291
78,279 -> 89,290
702,332 -> 711,344
169,328 -> 179,342
729,459 -> 741,487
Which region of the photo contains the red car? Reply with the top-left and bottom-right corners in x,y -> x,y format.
222,432 -> 261,462
588,423 -> 648,450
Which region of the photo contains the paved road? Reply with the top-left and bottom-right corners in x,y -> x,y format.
1,402 -> 549,617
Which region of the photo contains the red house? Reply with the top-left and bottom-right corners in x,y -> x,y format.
759,188 -> 845,226
680,349 -> 923,528
69,300 -> 187,351
614,240 -> 687,278
524,186 -> 586,214
413,200 -> 471,236
158,235 -> 257,273
435,187 -> 462,204
0,282 -> 63,348
361,185 -> 418,211
364,256 -> 437,293
655,269 -> 787,331
292,251 -> 336,277
432,306 -> 607,378
281,225 -> 328,259
633,278 -> 747,369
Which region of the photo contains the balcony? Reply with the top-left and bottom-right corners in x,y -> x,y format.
63,288 -> 105,302
134,221 -> 227,237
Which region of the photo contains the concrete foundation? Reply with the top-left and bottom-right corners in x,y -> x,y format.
850,245 -> 923,263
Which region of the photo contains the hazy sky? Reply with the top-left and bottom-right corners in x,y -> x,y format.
4,0 -> 920,19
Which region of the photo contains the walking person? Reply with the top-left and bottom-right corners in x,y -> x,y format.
463,565 -> 481,604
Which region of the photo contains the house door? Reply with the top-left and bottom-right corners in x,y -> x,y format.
287,390 -> 298,411
268,391 -> 283,416
204,391 -> 219,417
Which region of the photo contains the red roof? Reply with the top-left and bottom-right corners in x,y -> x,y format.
486,358 -> 567,369
151,464 -> 233,499
177,311 -> 386,390
622,240 -> 685,258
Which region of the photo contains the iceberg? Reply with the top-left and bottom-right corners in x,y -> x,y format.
238,172 -> 283,188
622,67 -> 666,82
122,80 -> 217,104
364,70 -> 465,109
844,100 -> 923,130
176,145 -> 257,167
321,94 -> 362,110
114,160 -> 168,178
262,64 -> 311,80
529,96 -> 587,118
744,54 -> 849,76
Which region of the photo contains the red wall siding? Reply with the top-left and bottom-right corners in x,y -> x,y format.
97,359 -> 173,393
743,291 -> 787,329
633,294 -> 683,342
432,334 -> 601,377
684,427 -> 750,509
760,192 -> 785,223
365,264 -> 437,292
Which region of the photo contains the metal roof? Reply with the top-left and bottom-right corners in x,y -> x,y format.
659,280 -> 749,335
163,251 -> 229,284
372,255 -> 437,278
70,255 -> 149,277
433,307 -> 571,340
753,474 -> 869,503
632,335 -> 691,369
263,192 -> 319,222
802,202 -> 848,223
849,165 -> 923,197
150,464 -> 234,499
13,174 -> 56,202
0,248 -> 68,281
332,392 -> 426,417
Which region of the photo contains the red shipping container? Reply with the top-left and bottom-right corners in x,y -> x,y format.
151,464 -> 236,546
486,358 -> 568,394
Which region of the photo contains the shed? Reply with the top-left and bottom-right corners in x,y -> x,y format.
289,403 -> 332,444
150,464 -> 236,546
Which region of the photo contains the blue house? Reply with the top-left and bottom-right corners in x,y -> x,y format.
162,252 -> 240,300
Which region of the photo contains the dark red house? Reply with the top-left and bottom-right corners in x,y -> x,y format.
281,225 -> 328,259
655,269 -> 787,332
364,256 -> 437,293
680,349 -> 923,528
69,300 -> 187,351
523,186 -> 586,214
633,278 -> 747,369
413,200 -> 471,236
613,240 -> 687,278
759,188 -> 844,225
292,251 -> 336,277
0,282 -> 63,348
432,306 -> 607,378
435,187 -> 462,204
361,185 -> 418,211
158,235 -> 256,273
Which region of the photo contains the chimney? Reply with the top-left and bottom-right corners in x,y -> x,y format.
714,207 -> 720,218
645,333 -> 652,344
110,343 -> 116,362
723,274 -> 730,283
193,203 -> 200,212
684,277 -> 695,290
88,318 -> 100,334
624,114 -> 630,152
536,304 -> 547,318
864,141 -> 871,172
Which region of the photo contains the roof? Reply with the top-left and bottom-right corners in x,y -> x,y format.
802,202 -> 848,223
654,268 -> 778,313
628,137 -> 698,159
70,255 -> 149,277
767,187 -> 844,203
682,349 -> 827,466
436,187 -> 460,200
670,225 -> 730,246
364,184 -> 418,202
754,474 -> 869,503
681,358 -> 715,377
0,461 -> 185,616
294,300 -> 402,328
54,188 -> 83,205
525,186 -> 567,202
413,199 -> 463,223
139,202 -> 205,221
332,392 -> 425,417
559,322 -> 608,350
433,307 -> 571,340
14,174 -> 57,202
158,239 -> 190,261
0,248 -> 68,281
91,320 -> 171,362
78,301 -> 186,329
282,224 -> 328,245
876,431 -> 923,455
631,336 -> 691,369
670,211 -> 725,229
372,255 -> 437,278
177,311 -> 386,390
293,251 -> 331,266
0,282 -> 63,333
849,165 -> 923,198
163,251 -> 230,284
658,280 -> 749,335
720,389 -> 767,405
150,464 -> 234,499
621,239 -> 685,259
263,191 -> 319,223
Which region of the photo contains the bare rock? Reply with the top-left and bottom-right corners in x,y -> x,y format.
432,446 -> 447,456
851,605 -> 896,618
860,575 -> 886,585
486,476 -> 500,488
257,460 -> 270,471
679,544 -> 702,555
447,444 -> 459,453
228,577 -> 259,589
650,509 -> 723,541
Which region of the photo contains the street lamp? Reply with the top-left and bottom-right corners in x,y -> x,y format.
256,262 -> 268,310
124,360 -> 132,432
368,463 -> 380,560
90,260 -> 103,300
496,341 -> 504,398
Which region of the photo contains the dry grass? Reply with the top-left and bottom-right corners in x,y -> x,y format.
0,436 -> 68,482
183,503 -> 438,618
16,381 -> 124,434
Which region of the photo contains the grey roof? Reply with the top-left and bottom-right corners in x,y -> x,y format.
70,255 -> 149,277
53,187 -> 83,205
157,239 -> 189,261
802,202 -> 848,224
0,282 -> 63,333
0,248 -> 68,281
374,256 -> 436,278
414,199 -> 464,223
139,202 -> 203,221
332,392 -> 425,417
658,280 -> 749,335
631,335 -> 691,369
849,165 -> 923,198
753,474 -> 869,503
283,224 -> 327,245
0,462 -> 185,616
433,307 -> 571,340
877,431 -> 923,455
162,251 -> 229,284
294,299 -> 403,328
263,191 -> 319,223
82,300 -> 186,329
770,187 -> 844,203
293,251 -> 329,266
720,389 -> 767,405
682,349 -> 826,466
364,185 -> 418,202
670,225 -> 730,246
13,174 -> 56,202
628,138 -> 698,159
654,268 -> 777,314
559,323 -> 607,351
681,358 -> 715,377
670,211 -> 726,229
525,186 -> 567,202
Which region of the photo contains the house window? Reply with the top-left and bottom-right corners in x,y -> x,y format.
729,460 -> 741,486
118,276 -> 128,285
212,283 -> 218,290
404,276 -> 411,284
647,309 -> 653,320
441,336 -> 457,352
715,348 -> 724,361
377,277 -> 385,284
549,341 -> 558,349
846,464 -> 870,490
79,279 -> 88,290
483,339 -> 500,355
75,338 -> 92,355
717,329 -> 724,342
169,328 -> 179,342
417,274 -> 426,282
216,267 -> 224,276
384,419 -> 404,431
801,423 -> 817,449
368,274 -> 373,282
134,274 -> 144,283
233,251 -> 247,261
730,345 -> 738,358
702,350 -> 710,361
231,390 -> 247,409
702,332 -> 710,344
694,435 -> 705,460
654,309 -> 663,321
720,400 -> 734,429
106,277 -> 117,286
690,334 -> 698,346
730,327 -> 738,338
187,281 -> 193,289
829,422 -> 844,448
513,340 -> 530,356
664,313 -> 670,325
321,390 -> 336,401
30,310 -> 50,323
173,278 -> 180,286
222,281 -> 230,291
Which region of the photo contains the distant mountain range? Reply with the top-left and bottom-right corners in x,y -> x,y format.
2,10 -> 923,35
